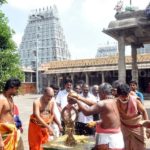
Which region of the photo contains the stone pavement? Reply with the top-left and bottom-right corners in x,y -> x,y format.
14,94 -> 150,150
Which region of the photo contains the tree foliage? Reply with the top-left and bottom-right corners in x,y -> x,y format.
0,11 -> 16,50
0,49 -> 24,91
0,1 -> 24,92
0,0 -> 7,5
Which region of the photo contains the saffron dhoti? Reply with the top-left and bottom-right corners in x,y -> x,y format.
28,114 -> 53,150
0,123 -> 19,150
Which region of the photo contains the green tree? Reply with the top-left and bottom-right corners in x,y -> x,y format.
0,0 -> 7,5
0,1 -> 24,92
0,11 -> 16,50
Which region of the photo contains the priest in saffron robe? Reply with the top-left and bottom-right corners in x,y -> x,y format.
28,87 -> 62,150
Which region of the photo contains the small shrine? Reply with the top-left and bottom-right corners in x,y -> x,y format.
103,1 -> 150,83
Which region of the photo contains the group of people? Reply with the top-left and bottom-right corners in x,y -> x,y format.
68,80 -> 149,150
0,77 -> 150,150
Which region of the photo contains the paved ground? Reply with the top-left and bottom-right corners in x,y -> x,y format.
14,94 -> 150,150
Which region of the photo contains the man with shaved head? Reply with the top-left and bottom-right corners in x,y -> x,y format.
28,87 -> 62,150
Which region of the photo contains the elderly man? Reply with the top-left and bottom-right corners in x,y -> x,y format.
28,87 -> 62,150
68,83 -> 124,150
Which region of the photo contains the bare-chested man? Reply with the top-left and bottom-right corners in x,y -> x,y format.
28,87 -> 62,150
117,83 -> 148,150
0,77 -> 22,150
68,83 -> 124,150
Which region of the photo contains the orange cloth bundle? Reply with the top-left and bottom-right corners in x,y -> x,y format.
0,123 -> 18,150
28,114 -> 53,150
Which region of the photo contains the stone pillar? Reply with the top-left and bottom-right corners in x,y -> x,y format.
30,72 -> 33,82
85,72 -> 89,85
71,73 -> 74,86
101,72 -> 105,83
56,74 -> 60,87
118,36 -> 126,82
38,71 -> 43,93
47,74 -> 51,86
131,43 -> 138,83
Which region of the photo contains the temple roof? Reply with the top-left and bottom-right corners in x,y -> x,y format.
40,54 -> 150,71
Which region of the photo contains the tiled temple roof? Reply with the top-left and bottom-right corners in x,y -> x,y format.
40,54 -> 150,71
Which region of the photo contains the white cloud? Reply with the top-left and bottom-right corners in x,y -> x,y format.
81,0 -> 117,27
13,33 -> 23,48
7,0 -> 74,12
81,0 -> 150,28
69,44 -> 96,59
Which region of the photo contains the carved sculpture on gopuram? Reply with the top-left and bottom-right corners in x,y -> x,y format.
114,0 -> 124,13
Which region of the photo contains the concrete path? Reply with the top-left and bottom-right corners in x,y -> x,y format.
14,94 -> 150,150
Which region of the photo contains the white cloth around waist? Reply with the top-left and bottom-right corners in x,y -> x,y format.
95,131 -> 124,149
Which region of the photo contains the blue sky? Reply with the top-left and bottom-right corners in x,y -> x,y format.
1,0 -> 150,59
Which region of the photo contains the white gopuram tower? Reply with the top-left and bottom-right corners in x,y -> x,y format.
19,5 -> 71,69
